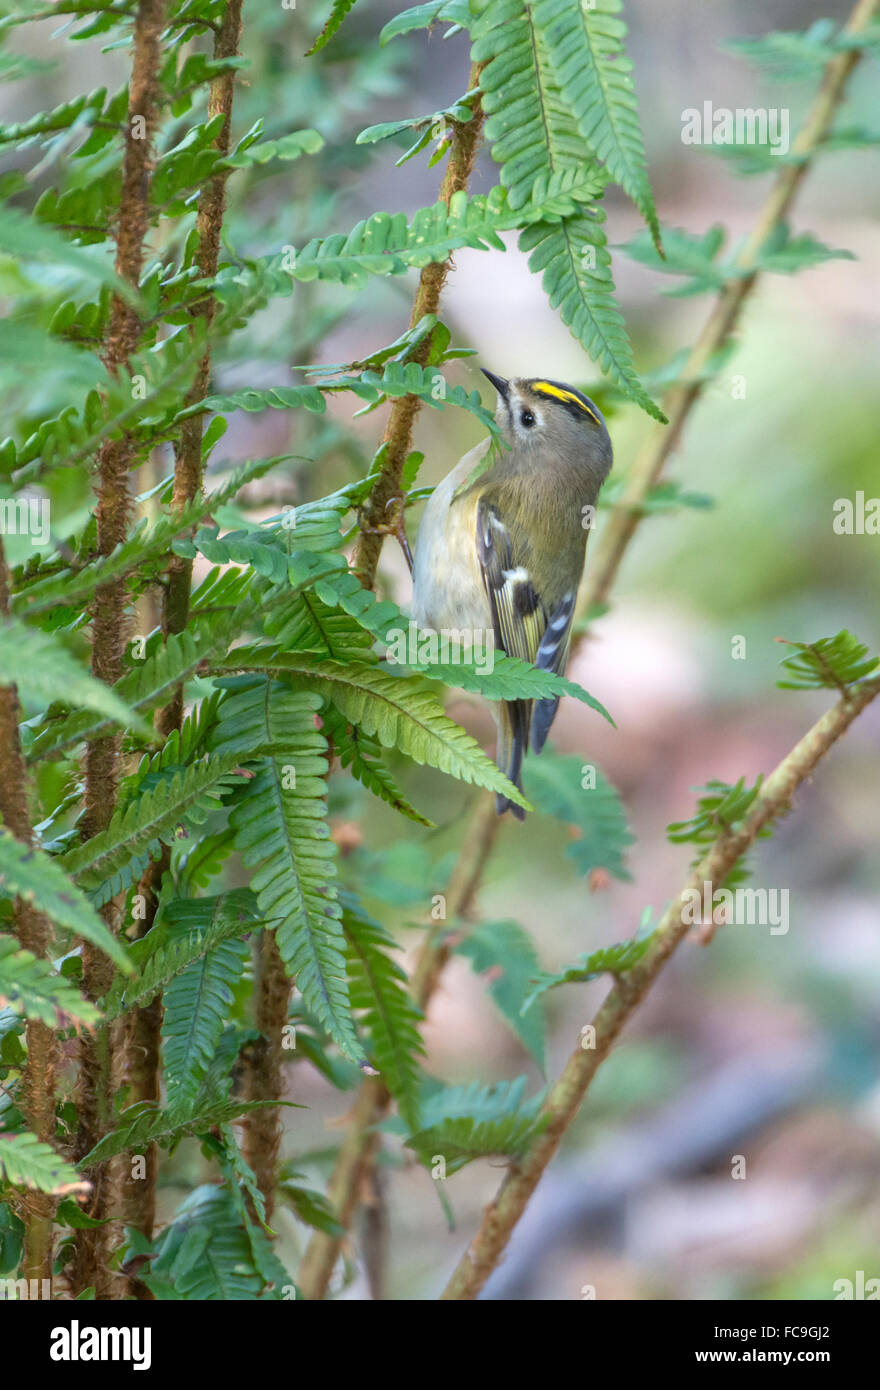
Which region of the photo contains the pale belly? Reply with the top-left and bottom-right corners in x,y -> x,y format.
410,442 -> 492,633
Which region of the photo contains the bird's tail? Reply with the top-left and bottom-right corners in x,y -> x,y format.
495,699 -> 530,820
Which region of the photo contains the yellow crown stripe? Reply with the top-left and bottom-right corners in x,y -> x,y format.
531,381 -> 600,424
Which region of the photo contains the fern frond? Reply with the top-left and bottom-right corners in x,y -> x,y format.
0,934 -> 102,1027
533,0 -> 660,243
0,619 -> 152,738
214,680 -> 364,1062
217,649 -> 531,811
103,890 -> 259,1024
323,706 -> 435,826
60,755 -> 242,906
342,898 -> 425,1125
0,829 -> 132,970
162,935 -> 249,1104
0,1131 -> 87,1196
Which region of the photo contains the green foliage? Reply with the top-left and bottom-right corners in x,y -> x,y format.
214,679 -> 364,1062
405,1076 -> 543,1173
667,777 -> 771,889
522,925 -> 655,1013
455,919 -> 546,1068
775,630 -> 879,692
0,830 -> 132,970
524,750 -> 634,882
342,897 -> 425,1126
162,934 -> 249,1104
0,934 -> 101,1027
0,619 -> 152,739
0,1131 -> 86,1195
624,222 -> 854,297
80,1096 -> 293,1168
133,1184 -> 292,1300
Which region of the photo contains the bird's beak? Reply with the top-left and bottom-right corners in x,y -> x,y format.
480,368 -> 509,401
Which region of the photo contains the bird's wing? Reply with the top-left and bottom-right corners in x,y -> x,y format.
475,501 -> 578,812
475,500 -> 546,667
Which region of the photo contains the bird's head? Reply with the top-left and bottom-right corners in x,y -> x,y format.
481,369 -> 612,481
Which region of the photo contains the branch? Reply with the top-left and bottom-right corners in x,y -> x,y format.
0,541 -> 58,1284
352,62 -> 486,589
581,0 -> 879,614
121,0 -> 245,1267
73,0 -> 167,1300
441,674 -> 880,1299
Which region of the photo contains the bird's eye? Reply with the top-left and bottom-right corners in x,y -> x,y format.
520,409 -> 535,428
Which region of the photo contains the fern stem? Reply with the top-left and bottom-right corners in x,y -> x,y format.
119,0 -> 245,1268
441,675 -> 880,1299
73,0 -> 167,1300
581,0 -> 879,615
0,540 -> 58,1285
352,61 -> 486,589
242,931 -> 288,1222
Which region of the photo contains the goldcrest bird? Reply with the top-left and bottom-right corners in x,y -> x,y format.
410,371 -> 613,818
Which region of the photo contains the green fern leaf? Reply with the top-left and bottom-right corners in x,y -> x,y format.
524,750 -> 634,882
533,0 -> 660,244
455,919 -> 545,1067
162,935 -> 249,1104
60,756 -> 241,906
0,829 -> 132,970
0,619 -> 152,739
214,680 -> 364,1063
217,649 -> 531,811
0,934 -> 102,1027
0,1131 -> 87,1196
342,898 -> 425,1126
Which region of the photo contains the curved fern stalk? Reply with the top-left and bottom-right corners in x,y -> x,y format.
213,680 -> 365,1063
533,0 -> 661,247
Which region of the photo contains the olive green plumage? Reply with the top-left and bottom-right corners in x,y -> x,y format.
411,370 -> 613,817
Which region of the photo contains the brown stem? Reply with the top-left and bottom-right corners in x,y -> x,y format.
118,0 -> 245,1270
0,542 -> 58,1285
352,62 -> 486,589
442,676 -> 880,1298
242,931 -> 289,1222
72,0 -> 167,1300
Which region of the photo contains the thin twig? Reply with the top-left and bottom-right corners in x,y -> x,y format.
441,675 -> 880,1298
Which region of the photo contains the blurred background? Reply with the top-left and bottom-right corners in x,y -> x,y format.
4,0 -> 879,1298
